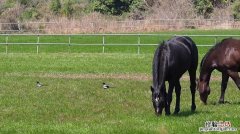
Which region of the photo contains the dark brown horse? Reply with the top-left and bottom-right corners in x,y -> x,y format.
151,36 -> 198,116
199,38 -> 240,104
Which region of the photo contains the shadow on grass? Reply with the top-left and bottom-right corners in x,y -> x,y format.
173,111 -> 197,117
172,110 -> 211,117
210,101 -> 231,105
232,101 -> 240,105
209,101 -> 240,105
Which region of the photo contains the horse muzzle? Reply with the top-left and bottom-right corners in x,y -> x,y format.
200,93 -> 208,105
155,108 -> 163,116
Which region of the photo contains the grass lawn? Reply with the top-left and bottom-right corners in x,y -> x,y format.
0,29 -> 239,133
0,53 -> 239,134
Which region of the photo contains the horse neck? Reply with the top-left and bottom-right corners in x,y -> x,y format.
153,49 -> 167,93
200,45 -> 220,84
200,62 -> 214,84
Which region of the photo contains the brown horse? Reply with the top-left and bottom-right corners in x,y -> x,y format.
199,38 -> 240,104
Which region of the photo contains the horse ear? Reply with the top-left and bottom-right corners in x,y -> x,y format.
150,86 -> 154,92
162,40 -> 165,45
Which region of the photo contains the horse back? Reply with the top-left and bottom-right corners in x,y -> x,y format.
166,36 -> 198,78
214,38 -> 240,70
168,36 -> 198,66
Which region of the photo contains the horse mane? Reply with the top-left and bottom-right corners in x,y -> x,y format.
200,38 -> 231,71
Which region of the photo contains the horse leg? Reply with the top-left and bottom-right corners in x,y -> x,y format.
165,81 -> 174,115
188,70 -> 196,111
174,80 -> 181,114
227,70 -> 240,89
219,72 -> 229,104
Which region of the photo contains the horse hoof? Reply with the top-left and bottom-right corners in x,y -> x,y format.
218,100 -> 224,104
173,111 -> 179,115
191,105 -> 196,111
165,113 -> 171,116
165,111 -> 171,116
174,109 -> 180,114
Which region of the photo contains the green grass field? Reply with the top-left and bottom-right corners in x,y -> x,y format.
0,30 -> 239,133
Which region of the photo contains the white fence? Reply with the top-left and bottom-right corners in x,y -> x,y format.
0,34 -> 240,54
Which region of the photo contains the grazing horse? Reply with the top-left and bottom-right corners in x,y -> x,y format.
150,36 -> 198,116
199,38 -> 240,104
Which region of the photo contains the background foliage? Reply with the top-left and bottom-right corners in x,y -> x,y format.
88,0 -> 143,15
0,0 -> 239,22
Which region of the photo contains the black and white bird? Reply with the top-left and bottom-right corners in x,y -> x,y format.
36,81 -> 43,87
102,82 -> 110,89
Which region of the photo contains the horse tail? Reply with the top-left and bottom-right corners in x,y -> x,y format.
187,37 -> 198,70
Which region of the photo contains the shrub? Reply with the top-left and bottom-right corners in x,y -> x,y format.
62,0 -> 74,18
19,0 -> 29,5
21,8 -> 40,20
89,0 -> 143,15
0,7 -> 22,31
193,0 -> 214,18
232,0 -> 240,19
50,0 -> 62,15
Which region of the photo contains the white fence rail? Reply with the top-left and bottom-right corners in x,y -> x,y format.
0,34 -> 239,54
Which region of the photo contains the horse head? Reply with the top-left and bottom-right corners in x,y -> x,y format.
150,86 -> 166,116
197,79 -> 210,104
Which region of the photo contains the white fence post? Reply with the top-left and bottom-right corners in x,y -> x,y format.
102,35 -> 105,53
68,35 -> 71,53
37,35 -> 40,54
5,35 -> 8,54
137,34 -> 140,54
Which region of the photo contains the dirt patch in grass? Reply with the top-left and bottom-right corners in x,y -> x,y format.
3,72 -> 223,81
39,73 -> 150,81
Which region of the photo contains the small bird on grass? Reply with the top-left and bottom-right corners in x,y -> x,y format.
102,82 -> 110,89
36,81 -> 43,87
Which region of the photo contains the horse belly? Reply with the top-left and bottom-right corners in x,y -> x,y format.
167,45 -> 193,79
168,59 -> 190,79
